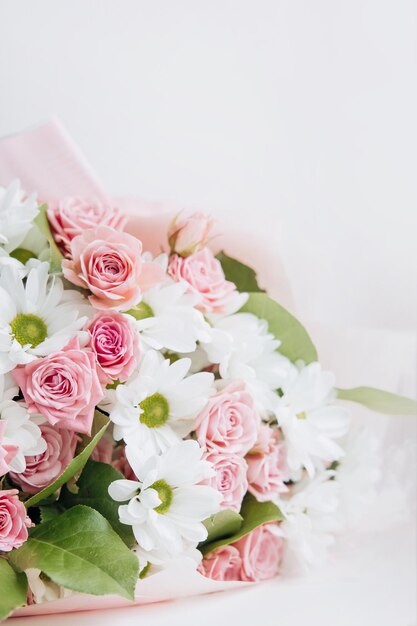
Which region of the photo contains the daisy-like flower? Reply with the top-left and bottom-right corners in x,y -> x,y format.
0,180 -> 39,253
201,312 -> 296,415
110,350 -> 214,455
277,470 -> 340,572
0,374 -> 46,473
108,440 -> 221,565
275,362 -> 350,478
129,279 -> 212,353
0,263 -> 90,374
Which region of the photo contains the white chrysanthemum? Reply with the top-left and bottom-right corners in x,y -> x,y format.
0,263 -> 90,374
109,440 -> 221,565
275,362 -> 350,478
277,470 -> 340,572
0,180 -> 39,253
130,280 -> 212,353
110,350 -> 214,455
0,374 -> 46,473
201,312 -> 296,414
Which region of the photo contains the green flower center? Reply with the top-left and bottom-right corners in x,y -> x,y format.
149,479 -> 173,514
10,247 -> 36,264
127,302 -> 154,321
139,393 -> 170,428
297,411 -> 307,420
10,313 -> 47,348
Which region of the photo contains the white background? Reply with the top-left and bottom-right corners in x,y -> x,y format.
0,2 -> 416,625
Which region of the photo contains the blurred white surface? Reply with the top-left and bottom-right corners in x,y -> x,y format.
0,1 -> 416,625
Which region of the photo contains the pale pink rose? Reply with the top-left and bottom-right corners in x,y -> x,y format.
9,424 -> 78,494
168,212 -> 214,256
195,382 -> 259,456
91,432 -> 114,464
0,420 -> 18,477
167,248 -> 239,314
13,338 -> 103,436
233,523 -> 284,582
62,226 -> 161,311
204,451 -> 248,512
0,489 -> 32,551
86,312 -> 140,384
47,197 -> 127,257
112,446 -> 136,480
198,545 -> 242,581
246,425 -> 290,502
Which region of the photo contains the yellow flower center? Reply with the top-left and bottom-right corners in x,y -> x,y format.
10,313 -> 47,348
139,393 -> 170,428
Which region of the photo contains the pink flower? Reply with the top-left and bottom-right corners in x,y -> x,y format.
168,212 -> 214,256
204,451 -> 248,512
195,382 -> 259,456
112,446 -> 136,480
233,523 -> 284,581
13,338 -> 103,436
168,248 -> 240,314
63,226 -> 163,311
47,197 -> 126,257
0,489 -> 32,551
9,425 -> 78,494
198,545 -> 242,581
246,426 -> 290,502
86,312 -> 140,384
0,421 -> 18,477
91,432 -> 114,464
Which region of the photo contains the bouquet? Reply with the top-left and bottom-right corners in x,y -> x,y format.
0,174 -> 415,621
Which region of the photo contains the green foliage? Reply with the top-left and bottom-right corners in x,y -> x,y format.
216,251 -> 264,292
337,386 -> 417,416
33,203 -> 64,273
202,509 -> 243,545
201,494 -> 284,555
9,505 -> 139,601
25,412 -> 109,508
241,293 -> 318,364
0,558 -> 28,620
61,460 -> 135,547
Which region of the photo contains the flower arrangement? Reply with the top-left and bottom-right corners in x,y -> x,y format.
0,180 -> 415,621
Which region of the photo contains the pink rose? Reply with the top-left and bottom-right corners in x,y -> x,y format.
233,523 -> 284,581
246,425 -> 290,502
0,420 -> 18,477
204,451 -> 248,512
0,489 -> 32,551
198,545 -> 242,581
168,212 -> 214,256
168,248 -> 239,314
63,226 -> 162,311
112,446 -> 136,480
9,424 -> 78,494
195,382 -> 259,456
47,197 -> 127,257
86,312 -> 140,384
13,338 -> 103,436
91,431 -> 115,464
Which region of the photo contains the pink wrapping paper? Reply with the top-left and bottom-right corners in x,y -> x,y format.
0,119 -> 291,619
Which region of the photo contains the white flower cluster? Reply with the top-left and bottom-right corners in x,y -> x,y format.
0,180 -> 354,579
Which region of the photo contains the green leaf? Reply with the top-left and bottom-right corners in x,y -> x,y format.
9,505 -> 139,601
39,504 -> 63,523
34,203 -> 64,273
201,494 -> 284,555
61,460 -> 135,548
202,509 -> 243,546
25,411 -> 109,508
241,293 -> 318,364
0,559 -> 28,620
337,387 -> 417,416
216,251 -> 264,292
